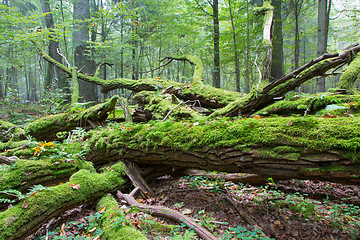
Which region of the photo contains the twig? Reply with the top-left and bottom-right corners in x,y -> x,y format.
56,48 -> 70,68
162,100 -> 184,121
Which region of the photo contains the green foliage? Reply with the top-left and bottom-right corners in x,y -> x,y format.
222,226 -> 272,240
0,184 -> 50,204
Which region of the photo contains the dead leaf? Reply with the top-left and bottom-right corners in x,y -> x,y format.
254,115 -> 261,120
98,206 -> 106,213
88,227 -> 96,233
69,184 -> 80,190
109,213 -> 115,218
287,120 -> 293,126
93,235 -> 101,240
60,223 -> 66,236
21,200 -> 28,208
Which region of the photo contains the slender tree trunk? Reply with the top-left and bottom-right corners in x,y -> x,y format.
317,0 -> 331,92
245,0 -> 251,93
213,0 -> 221,88
271,0 -> 284,80
40,0 -> 67,91
73,0 -> 97,102
294,1 -> 301,69
228,0 -> 240,92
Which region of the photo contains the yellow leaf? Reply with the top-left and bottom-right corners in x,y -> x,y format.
254,115 -> 261,120
99,206 -> 106,213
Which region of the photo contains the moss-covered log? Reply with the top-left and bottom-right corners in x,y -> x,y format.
24,95 -> 120,141
337,53 -> 360,92
211,44 -> 360,117
0,158 -> 92,193
86,117 -> 360,185
39,49 -> 242,110
0,163 -> 126,240
97,195 -> 147,240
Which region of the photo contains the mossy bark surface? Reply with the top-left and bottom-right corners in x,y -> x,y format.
86,117 -> 360,185
97,195 -> 147,240
0,163 -> 126,240
24,95 -> 120,141
338,53 -> 360,92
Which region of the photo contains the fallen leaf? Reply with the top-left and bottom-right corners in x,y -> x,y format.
109,213 -> 115,218
60,223 -> 66,236
21,200 -> 28,208
94,235 -> 101,240
69,184 -> 80,190
254,115 -> 261,120
88,227 -> 96,233
98,206 -> 106,213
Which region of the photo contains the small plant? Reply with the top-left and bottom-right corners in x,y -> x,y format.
0,185 -> 50,204
222,226 -> 272,240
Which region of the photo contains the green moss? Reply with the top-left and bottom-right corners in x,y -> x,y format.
255,94 -> 360,116
338,53 -> 360,92
0,140 -> 29,152
97,195 -> 147,240
87,116 -> 360,163
0,159 -> 77,192
0,163 -> 126,240
24,96 -> 120,141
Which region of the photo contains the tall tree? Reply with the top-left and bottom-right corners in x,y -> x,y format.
271,0 -> 284,80
39,0 -> 67,90
73,0 -> 97,102
226,0 -> 240,92
192,0 -> 221,88
317,0 -> 331,92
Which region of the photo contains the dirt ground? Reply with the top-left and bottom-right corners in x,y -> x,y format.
28,176 -> 360,240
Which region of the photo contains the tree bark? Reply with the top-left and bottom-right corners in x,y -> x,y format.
271,0 -> 284,80
86,117 -> 360,185
73,0 -> 97,102
0,163 -> 126,240
317,0 -> 331,92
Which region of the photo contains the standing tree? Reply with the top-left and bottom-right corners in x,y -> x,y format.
271,0 -> 284,80
317,0 -> 331,92
191,0 -> 221,88
40,0 -> 67,91
73,0 -> 97,102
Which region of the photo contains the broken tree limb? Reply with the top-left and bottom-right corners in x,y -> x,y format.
86,117 -> 360,185
24,95 -> 120,141
117,189 -> 218,240
0,163 -> 127,240
255,1 -> 274,83
211,44 -> 360,117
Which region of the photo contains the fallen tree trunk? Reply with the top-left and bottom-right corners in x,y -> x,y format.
24,95 -> 120,141
86,117 -> 360,185
0,163 -> 126,240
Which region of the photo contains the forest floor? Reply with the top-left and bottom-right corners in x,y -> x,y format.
27,174 -> 360,240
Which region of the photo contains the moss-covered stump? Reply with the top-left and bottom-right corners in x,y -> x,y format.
97,195 -> 147,240
86,117 -> 360,185
24,95 -> 120,141
0,163 -> 126,240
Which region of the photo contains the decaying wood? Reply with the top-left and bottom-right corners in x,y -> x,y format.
211,43 -> 360,117
86,117 -> 360,186
125,162 -> 155,197
0,163 -> 126,240
184,169 -> 268,185
24,95 -> 120,141
0,156 -> 18,164
117,188 -> 218,240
